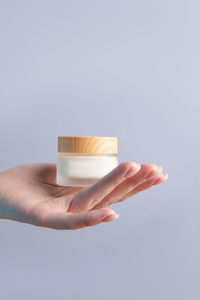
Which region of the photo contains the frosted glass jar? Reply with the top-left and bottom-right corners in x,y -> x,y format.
56,136 -> 118,187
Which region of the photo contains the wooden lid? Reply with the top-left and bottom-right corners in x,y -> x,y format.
58,136 -> 118,154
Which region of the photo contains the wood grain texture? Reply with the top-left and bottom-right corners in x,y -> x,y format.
58,136 -> 118,154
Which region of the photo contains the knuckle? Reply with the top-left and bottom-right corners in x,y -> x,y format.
119,161 -> 135,173
84,216 -> 92,227
84,213 -> 98,227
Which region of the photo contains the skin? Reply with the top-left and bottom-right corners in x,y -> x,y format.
0,161 -> 168,230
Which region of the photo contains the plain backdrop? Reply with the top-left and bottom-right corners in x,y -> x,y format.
0,1 -> 200,299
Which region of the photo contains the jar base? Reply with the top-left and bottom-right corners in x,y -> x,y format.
56,176 -> 100,187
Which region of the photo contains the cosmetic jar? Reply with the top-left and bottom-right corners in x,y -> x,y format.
56,136 -> 118,187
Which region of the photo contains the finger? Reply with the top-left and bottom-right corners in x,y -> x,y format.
93,164 -> 163,209
115,173 -> 168,204
153,173 -> 168,185
42,208 -> 119,230
69,161 -> 141,213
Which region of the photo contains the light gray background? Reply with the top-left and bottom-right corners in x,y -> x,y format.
0,1 -> 199,299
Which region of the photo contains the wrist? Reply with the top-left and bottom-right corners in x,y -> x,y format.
0,169 -> 28,222
0,170 -> 11,219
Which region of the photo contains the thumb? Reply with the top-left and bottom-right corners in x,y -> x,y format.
42,207 -> 119,230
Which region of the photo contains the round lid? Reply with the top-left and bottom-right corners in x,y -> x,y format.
58,136 -> 118,154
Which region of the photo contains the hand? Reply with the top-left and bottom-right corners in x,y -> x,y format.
0,162 -> 168,230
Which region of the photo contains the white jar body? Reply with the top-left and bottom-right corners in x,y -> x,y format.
56,153 -> 119,187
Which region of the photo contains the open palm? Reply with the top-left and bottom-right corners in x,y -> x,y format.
0,161 -> 167,229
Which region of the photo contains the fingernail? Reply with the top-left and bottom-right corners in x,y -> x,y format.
125,164 -> 141,178
163,173 -> 168,181
103,212 -> 119,222
157,166 -> 163,172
